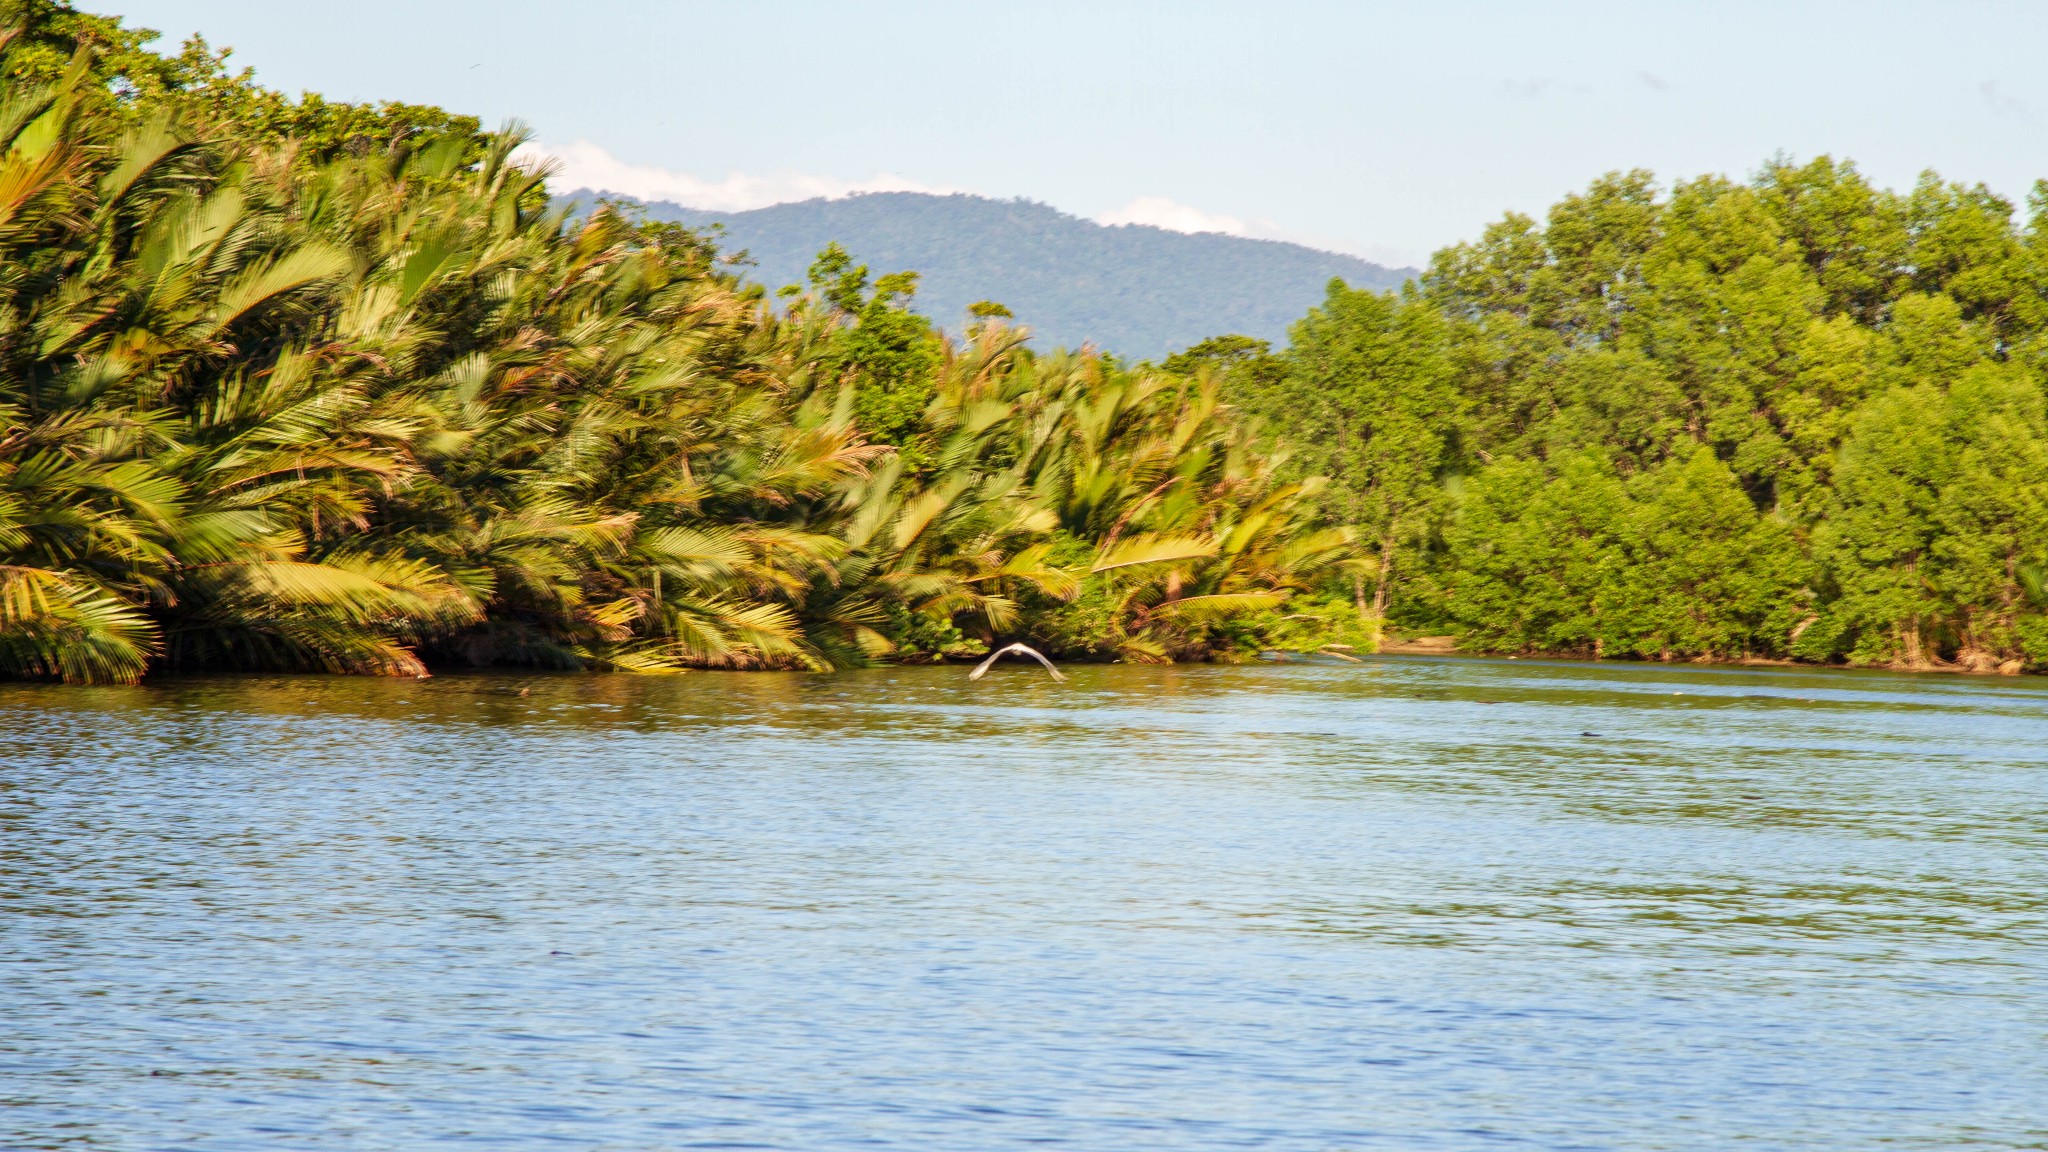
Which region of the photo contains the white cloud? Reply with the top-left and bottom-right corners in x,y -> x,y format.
1094,195 -> 1257,237
514,140 -> 964,210
1980,80 -> 2035,122
1093,195 -> 1419,267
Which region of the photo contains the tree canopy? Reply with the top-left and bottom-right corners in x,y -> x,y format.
1204,158 -> 2048,672
6,0 -> 2047,682
0,1 -> 1354,682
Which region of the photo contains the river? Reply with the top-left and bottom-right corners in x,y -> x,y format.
3,658 -> 2044,1149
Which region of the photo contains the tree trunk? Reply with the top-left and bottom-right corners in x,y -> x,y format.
1370,534 -> 1395,620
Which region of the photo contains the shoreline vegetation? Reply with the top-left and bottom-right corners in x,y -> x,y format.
4,4 -> 2048,684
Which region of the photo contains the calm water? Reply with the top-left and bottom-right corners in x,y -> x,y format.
3,658 -> 2046,1150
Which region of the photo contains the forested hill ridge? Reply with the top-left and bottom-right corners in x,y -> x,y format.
5,0 -> 2048,685
554,189 -> 1413,356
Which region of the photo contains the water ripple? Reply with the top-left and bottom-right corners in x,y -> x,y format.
2,658 -> 2045,1149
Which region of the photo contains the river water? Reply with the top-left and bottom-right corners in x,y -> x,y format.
3,658 -> 2045,1150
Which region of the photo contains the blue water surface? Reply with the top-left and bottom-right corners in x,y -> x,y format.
3,658 -> 2045,1149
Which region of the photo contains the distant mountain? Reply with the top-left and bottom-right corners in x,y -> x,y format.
556,190 -> 1414,358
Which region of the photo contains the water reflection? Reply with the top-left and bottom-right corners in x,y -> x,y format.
3,657 -> 2046,1149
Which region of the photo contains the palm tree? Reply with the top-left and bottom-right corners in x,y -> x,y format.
0,17 -> 1357,683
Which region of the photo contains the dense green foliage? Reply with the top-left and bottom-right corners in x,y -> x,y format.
1214,163 -> 2048,672
568,189 -> 1411,357
12,1 -> 2048,683
0,3 -> 1354,683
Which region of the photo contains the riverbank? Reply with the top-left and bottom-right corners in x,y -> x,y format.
1374,634 -> 2037,676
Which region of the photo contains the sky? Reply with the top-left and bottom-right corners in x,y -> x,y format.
108,0 -> 2048,269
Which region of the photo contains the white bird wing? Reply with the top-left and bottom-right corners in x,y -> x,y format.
1012,643 -> 1067,681
968,642 -> 1066,682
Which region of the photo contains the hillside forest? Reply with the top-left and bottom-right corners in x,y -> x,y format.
573,189 -> 1411,357
3,1 -> 2047,683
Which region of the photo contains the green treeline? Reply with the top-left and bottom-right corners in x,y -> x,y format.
1206,164 -> 2048,672
0,3 -> 1351,683
5,3 -> 2046,684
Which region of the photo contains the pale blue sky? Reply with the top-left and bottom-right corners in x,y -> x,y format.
111,0 -> 2048,266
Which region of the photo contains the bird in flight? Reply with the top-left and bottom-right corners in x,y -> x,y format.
968,642 -> 1066,682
